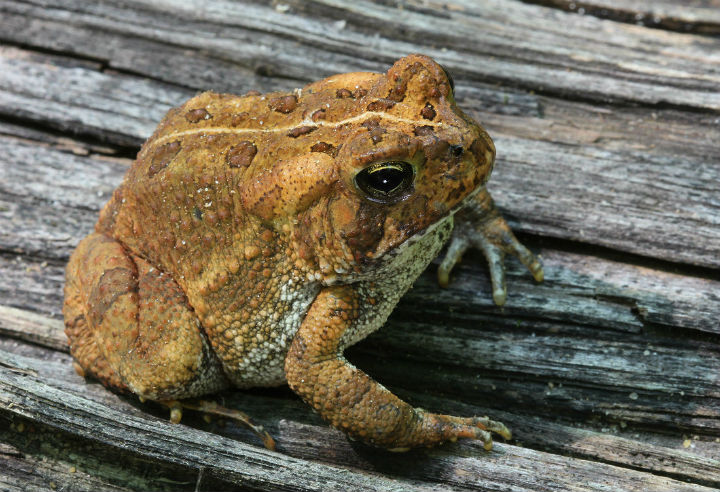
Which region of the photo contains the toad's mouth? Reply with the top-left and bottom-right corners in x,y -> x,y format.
378,180 -> 483,249
347,210 -> 456,283
361,182 -> 484,271
451,181 -> 484,214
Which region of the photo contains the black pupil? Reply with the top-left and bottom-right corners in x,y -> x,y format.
355,161 -> 414,202
368,166 -> 404,193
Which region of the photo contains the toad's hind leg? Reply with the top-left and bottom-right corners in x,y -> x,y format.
63,233 -> 228,401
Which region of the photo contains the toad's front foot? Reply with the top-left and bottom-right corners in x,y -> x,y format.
439,188 -> 543,305
392,412 -> 511,452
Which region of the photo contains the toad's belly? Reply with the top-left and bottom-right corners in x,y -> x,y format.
215,215 -> 454,388
216,278 -> 322,388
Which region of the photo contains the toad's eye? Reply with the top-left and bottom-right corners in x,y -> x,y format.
440,65 -> 455,93
355,161 -> 414,202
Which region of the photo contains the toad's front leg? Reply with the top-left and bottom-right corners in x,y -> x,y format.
439,187 -> 544,306
284,285 -> 510,451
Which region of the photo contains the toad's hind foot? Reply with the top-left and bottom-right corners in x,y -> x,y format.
161,399 -> 276,451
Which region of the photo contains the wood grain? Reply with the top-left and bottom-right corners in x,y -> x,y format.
523,0 -> 720,34
1,343 -> 718,491
0,0 -> 718,490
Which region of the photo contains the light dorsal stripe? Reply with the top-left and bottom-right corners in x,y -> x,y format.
150,112 -> 446,149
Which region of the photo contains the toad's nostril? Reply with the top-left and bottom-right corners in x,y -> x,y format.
449,145 -> 464,158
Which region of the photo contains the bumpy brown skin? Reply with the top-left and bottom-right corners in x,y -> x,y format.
64,55 -> 542,450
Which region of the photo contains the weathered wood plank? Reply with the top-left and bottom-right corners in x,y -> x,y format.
0,133 -> 128,259
524,0 -> 720,34
0,359 -> 468,492
1,346 -> 717,492
0,433 -> 136,492
1,330 -> 719,488
1,0 -> 719,110
489,135 -> 720,269
0,45 -> 186,146
0,254 -> 65,316
14,320 -> 720,487
5,235 -> 719,343
360,319 -> 720,433
0,305 -> 66,351
275,418 -> 720,489
4,42 -> 717,169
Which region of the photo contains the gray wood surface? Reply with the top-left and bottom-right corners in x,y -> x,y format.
524,0 -> 720,34
0,1 -> 718,491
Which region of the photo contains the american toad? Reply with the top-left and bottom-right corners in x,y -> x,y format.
64,55 -> 543,451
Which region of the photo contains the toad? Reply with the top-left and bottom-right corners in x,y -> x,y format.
64,55 -> 543,451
